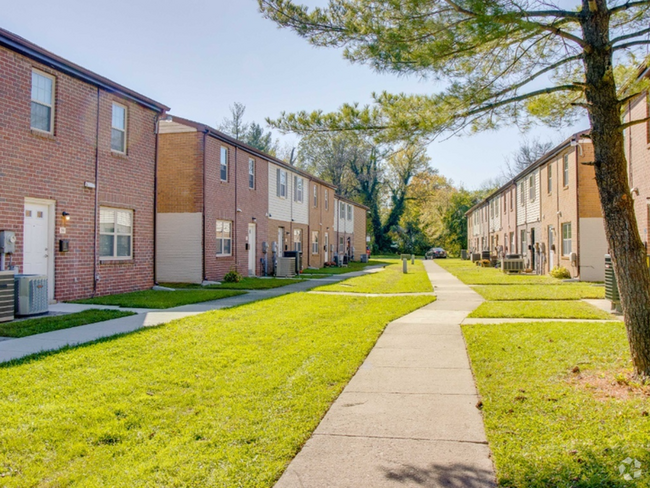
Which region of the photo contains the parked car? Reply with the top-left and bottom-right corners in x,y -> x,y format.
425,247 -> 447,259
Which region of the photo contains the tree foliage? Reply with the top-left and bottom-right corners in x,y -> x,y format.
219,102 -> 277,154
259,0 -> 650,377
502,137 -> 556,180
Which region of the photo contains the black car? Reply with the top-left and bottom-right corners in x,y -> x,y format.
425,247 -> 447,259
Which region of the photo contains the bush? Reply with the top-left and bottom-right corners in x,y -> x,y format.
223,268 -> 242,283
550,266 -> 571,279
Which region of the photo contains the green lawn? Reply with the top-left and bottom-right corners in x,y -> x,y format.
473,284 -> 606,301
464,320 -> 650,486
73,289 -> 246,309
0,293 -> 433,487
301,260 -> 385,275
0,310 -> 135,338
436,258 -> 559,285
314,259 -> 432,294
468,300 -> 612,319
162,277 -> 304,290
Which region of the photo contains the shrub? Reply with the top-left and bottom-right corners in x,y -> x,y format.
550,266 -> 571,279
480,259 -> 491,268
223,268 -> 242,283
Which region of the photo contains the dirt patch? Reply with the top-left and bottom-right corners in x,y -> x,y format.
569,368 -> 650,401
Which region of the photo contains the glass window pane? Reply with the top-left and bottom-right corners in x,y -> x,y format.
116,211 -> 132,234
111,128 -> 125,152
112,105 -> 126,130
224,221 -> 231,237
224,239 -> 231,255
31,72 -> 52,104
116,235 -> 131,257
216,239 -> 223,254
100,209 -> 115,233
221,165 -> 227,181
100,235 -> 114,257
31,102 -> 51,132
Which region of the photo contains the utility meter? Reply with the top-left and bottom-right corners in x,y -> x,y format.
0,231 -> 16,254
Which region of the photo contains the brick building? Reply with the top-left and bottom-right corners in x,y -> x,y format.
333,196 -> 368,260
156,117 -> 270,282
0,28 -> 168,301
307,178 -> 336,268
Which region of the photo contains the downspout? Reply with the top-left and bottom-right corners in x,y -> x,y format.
575,146 -> 580,279
202,131 -> 207,281
234,146 -> 238,268
153,114 -> 159,285
92,87 -> 100,297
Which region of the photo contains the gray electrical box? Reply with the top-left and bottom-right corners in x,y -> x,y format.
0,231 -> 16,254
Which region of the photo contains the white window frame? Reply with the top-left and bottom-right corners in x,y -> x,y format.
547,164 -> 552,193
99,207 -> 133,261
294,176 -> 303,202
562,222 -> 572,256
347,204 -> 352,221
528,174 -> 535,202
248,158 -> 255,189
111,103 -> 127,153
520,229 -> 527,254
279,170 -> 287,198
31,70 -> 55,134
313,185 -> 318,207
563,154 -> 569,187
311,231 -> 319,255
220,147 -> 229,182
293,229 -> 302,252
325,190 -> 329,210
340,201 -> 345,219
216,220 -> 233,256
519,182 -> 525,206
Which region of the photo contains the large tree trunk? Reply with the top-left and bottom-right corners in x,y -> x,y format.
582,0 -> 650,377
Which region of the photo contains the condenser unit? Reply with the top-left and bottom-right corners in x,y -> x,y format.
501,258 -> 525,274
276,257 -> 296,278
0,271 -> 15,323
14,274 -> 48,316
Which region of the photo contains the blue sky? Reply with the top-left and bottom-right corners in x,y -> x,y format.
2,0 -> 585,189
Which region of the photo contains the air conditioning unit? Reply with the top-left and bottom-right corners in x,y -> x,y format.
276,257 -> 296,278
14,274 -> 48,316
0,270 -> 15,322
501,258 -> 525,274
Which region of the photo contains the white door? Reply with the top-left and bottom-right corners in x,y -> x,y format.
324,233 -> 329,262
277,227 -> 284,255
548,226 -> 555,270
23,203 -> 50,276
248,223 -> 256,277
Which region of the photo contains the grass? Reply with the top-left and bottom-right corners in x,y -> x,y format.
314,259 -> 433,294
0,310 -> 135,338
300,260 -> 385,275
463,320 -> 650,486
161,277 -> 304,290
436,258 -> 559,285
468,300 -> 612,319
73,289 -> 246,309
473,284 -> 606,301
0,293 -> 434,487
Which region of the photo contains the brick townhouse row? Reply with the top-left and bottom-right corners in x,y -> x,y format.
466,132 -> 608,281
0,27 -> 368,301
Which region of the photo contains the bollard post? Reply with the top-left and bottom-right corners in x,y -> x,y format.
403,257 -> 408,274
411,254 -> 415,265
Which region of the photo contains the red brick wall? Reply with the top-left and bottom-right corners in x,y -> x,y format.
0,46 -> 158,301
157,132 -> 203,214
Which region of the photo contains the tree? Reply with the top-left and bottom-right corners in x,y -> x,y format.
259,0 -> 650,377
503,138 -> 555,179
246,122 -> 276,154
218,102 -> 249,140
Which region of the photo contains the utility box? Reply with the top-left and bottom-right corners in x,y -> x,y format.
14,274 -> 48,316
604,254 -> 621,313
283,251 -> 302,274
0,231 -> 16,254
0,270 -> 15,322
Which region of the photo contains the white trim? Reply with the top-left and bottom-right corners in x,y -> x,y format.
111,102 -> 128,154
31,69 -> 55,134
24,197 -> 56,301
99,207 -> 134,261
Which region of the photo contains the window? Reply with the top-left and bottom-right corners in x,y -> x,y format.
339,236 -> 344,248
529,174 -> 535,202
294,176 -> 303,202
340,201 -> 345,219
520,229 -> 527,254
216,220 -> 232,256
276,169 -> 287,198
510,189 -> 513,210
347,204 -> 352,220
562,223 -> 572,256
311,231 -> 319,255
111,103 -> 127,153
503,195 -> 506,214
248,158 -> 255,189
313,185 -> 318,207
220,147 -> 228,182
519,182 -> 525,206
99,208 -> 133,260
563,154 -> 569,187
325,190 -> 329,210
293,229 -> 302,252
31,70 -> 54,133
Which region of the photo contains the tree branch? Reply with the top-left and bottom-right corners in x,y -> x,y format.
613,39 -> 650,50
619,91 -> 644,105
609,0 -> 650,14
611,26 -> 650,45
620,116 -> 650,130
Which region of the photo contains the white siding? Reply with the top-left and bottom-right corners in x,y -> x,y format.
156,213 -> 203,283
579,218 -> 607,282
516,168 -> 541,226
489,195 -> 502,232
268,163 -> 308,224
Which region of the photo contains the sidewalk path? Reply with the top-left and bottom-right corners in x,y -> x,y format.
275,260 -> 496,488
0,269 -> 380,364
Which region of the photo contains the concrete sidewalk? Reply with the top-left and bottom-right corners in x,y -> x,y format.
275,260 -> 496,488
0,268 -> 380,364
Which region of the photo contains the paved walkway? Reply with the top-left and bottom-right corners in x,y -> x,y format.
0,269 -> 379,364
275,260 -> 496,488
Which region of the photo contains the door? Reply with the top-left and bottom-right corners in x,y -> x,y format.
248,223 -> 256,277
324,233 -> 329,262
548,226 -> 555,270
23,202 -> 50,277
530,228 -> 536,269
277,227 -> 284,255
